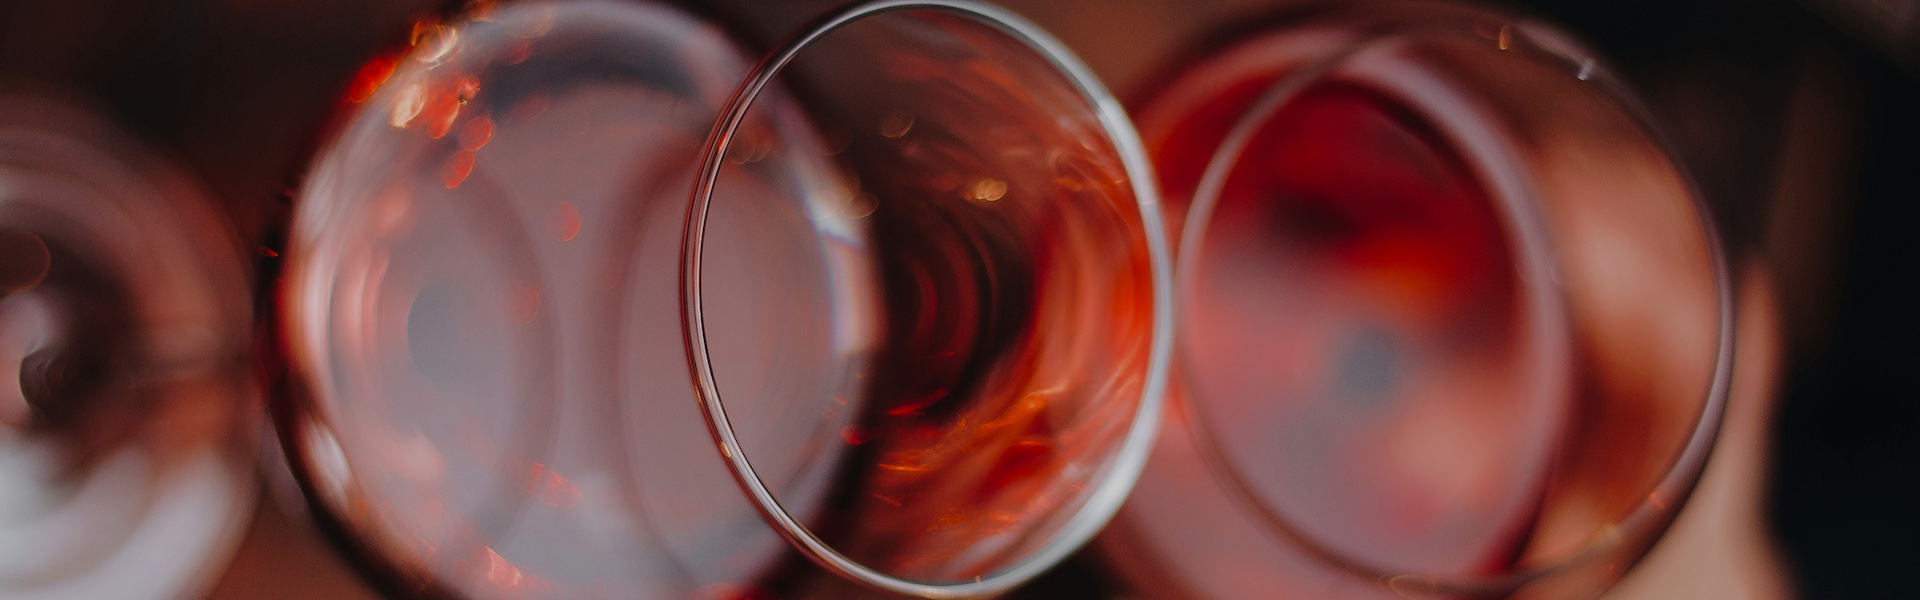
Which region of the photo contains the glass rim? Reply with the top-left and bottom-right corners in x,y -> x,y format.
1166,9 -> 1736,595
0,93 -> 259,600
680,0 -> 1178,597
272,2 -> 714,597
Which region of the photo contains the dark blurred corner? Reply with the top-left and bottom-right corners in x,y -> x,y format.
1503,1 -> 1919,599
1,0 -> 1915,598
1466,0 -> 1920,593
0,0 -> 440,247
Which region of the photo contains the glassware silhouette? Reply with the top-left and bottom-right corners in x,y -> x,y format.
1099,2 -> 1733,598
0,95 -> 257,600
686,1 -> 1171,597
271,1 -> 1170,598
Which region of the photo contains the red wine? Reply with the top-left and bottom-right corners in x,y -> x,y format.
281,4 -> 1171,599
697,9 -> 1166,591
1104,11 -> 1723,598
1179,77 -> 1568,578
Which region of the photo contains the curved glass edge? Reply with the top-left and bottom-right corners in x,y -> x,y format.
680,0 -> 1176,597
0,93 -> 258,600
1164,6 -> 1737,595
269,2 -> 747,598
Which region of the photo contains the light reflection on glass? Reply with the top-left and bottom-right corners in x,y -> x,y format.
684,3 -> 1172,597
0,95 -> 255,600
280,1 -> 848,597
281,2 -> 1174,598
1102,2 -> 1730,598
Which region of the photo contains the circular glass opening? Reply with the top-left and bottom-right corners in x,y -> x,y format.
1107,3 -> 1730,597
281,2 -> 828,597
684,1 -> 1174,596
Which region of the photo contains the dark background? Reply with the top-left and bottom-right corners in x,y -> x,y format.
2,0 -> 1914,597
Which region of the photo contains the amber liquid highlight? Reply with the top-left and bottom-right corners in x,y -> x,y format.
701,11 -> 1163,594
1217,82 -> 1558,576
1106,49 -> 1587,597
1109,16 -> 1727,596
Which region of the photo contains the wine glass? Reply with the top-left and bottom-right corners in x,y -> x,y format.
0,94 -> 257,600
685,1 -> 1172,597
275,1 -> 822,597
1100,2 -> 1732,598
272,0 -> 1172,598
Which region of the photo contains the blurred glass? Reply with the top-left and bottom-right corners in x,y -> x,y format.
0,94 -> 256,600
275,0 -> 1170,598
687,1 -> 1171,596
277,2 -> 812,597
1100,2 -> 1732,598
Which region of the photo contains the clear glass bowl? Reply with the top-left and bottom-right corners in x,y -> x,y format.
686,1 -> 1172,596
0,94 -> 256,600
1101,2 -> 1732,598
274,1 -> 1171,598
277,2 -> 811,597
